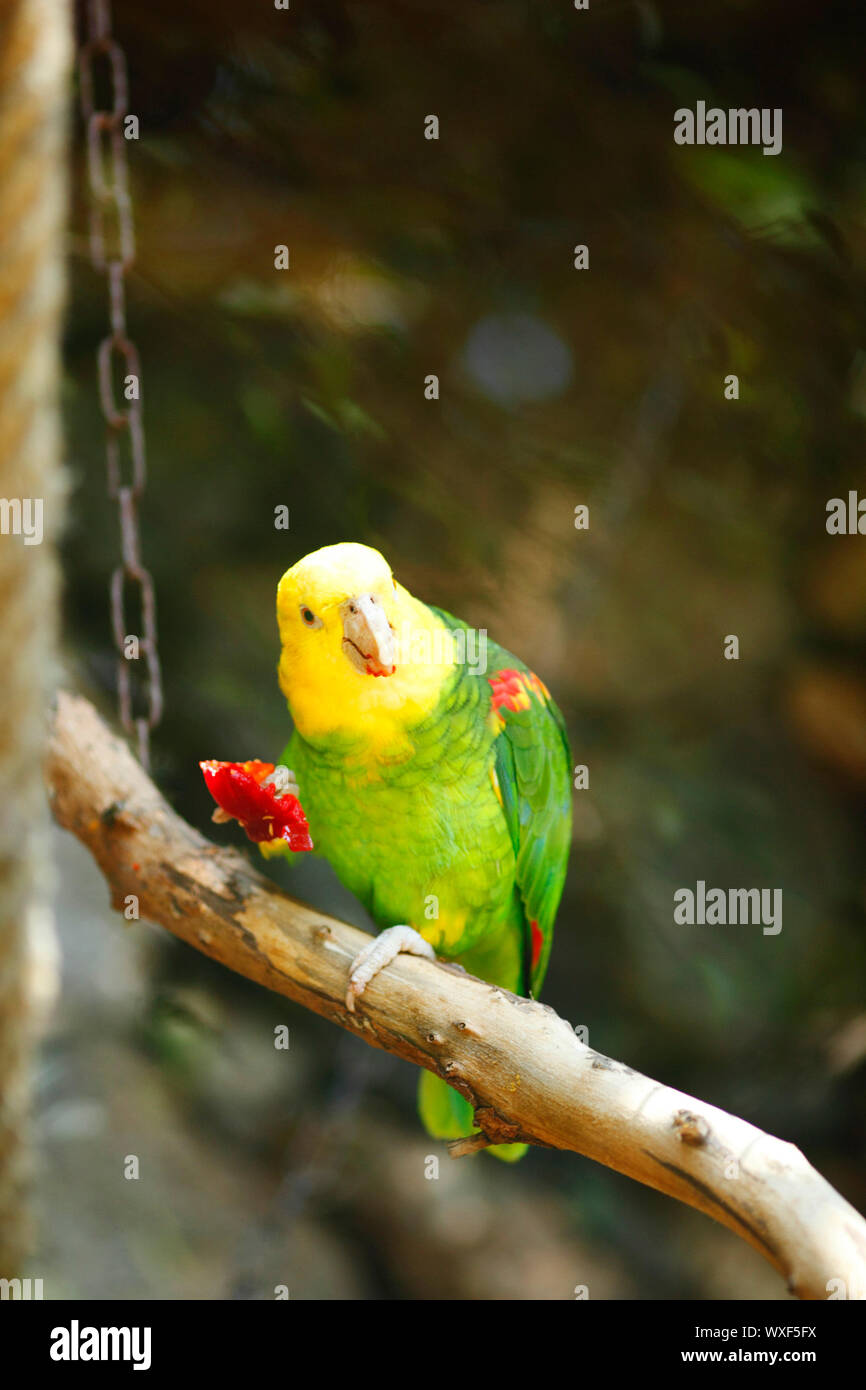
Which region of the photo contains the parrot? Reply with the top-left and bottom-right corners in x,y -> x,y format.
261,541 -> 572,1161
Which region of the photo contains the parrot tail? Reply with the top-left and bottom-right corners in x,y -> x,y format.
417,1069 -> 528,1163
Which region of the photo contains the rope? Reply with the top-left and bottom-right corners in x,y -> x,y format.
0,0 -> 70,1278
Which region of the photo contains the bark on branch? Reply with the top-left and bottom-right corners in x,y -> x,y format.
46,690 -> 866,1301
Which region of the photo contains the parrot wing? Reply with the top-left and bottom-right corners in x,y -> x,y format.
431,608 -> 572,996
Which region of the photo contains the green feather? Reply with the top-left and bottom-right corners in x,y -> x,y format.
431,606 -> 572,997
418,1070 -> 528,1163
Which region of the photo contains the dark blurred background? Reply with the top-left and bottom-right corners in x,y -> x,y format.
42,0 -> 866,1297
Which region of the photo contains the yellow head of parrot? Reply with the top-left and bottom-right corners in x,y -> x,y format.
276,542 -> 454,747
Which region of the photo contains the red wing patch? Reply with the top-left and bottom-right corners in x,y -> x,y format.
488,667 -> 550,732
200,759 -> 313,851
530,919 -> 544,971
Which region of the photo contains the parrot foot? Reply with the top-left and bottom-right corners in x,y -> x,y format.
345,925 -> 436,1013
261,764 -> 299,797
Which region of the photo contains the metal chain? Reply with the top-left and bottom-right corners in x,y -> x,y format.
79,0 -> 162,769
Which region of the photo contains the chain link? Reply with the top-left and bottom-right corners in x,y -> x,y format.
79,0 -> 162,769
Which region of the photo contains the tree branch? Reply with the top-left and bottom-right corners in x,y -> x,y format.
46,690 -> 866,1301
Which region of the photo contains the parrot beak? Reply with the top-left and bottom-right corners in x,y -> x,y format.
341,593 -> 396,676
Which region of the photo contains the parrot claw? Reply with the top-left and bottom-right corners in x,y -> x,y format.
345,925 -> 437,1012
261,764 -> 299,797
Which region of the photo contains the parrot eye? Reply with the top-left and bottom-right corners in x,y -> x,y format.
300,605 -> 322,629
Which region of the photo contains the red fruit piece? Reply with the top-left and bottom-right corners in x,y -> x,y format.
200,759 -> 313,851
